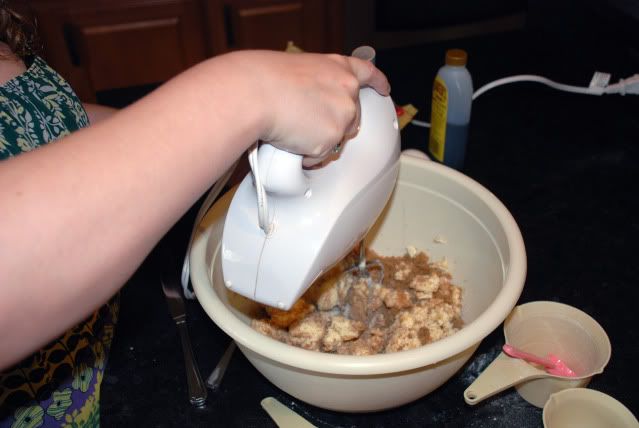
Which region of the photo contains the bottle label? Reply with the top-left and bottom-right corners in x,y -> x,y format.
428,76 -> 447,162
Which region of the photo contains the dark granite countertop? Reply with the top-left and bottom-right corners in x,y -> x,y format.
101,18 -> 639,428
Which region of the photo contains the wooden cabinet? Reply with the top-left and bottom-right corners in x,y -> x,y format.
30,0 -> 210,101
28,0 -> 344,102
223,0 -> 329,52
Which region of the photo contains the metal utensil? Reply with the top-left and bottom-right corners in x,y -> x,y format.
344,240 -> 384,282
161,265 -> 207,407
206,340 -> 236,390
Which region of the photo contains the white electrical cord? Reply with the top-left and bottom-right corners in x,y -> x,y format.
247,142 -> 272,235
180,160 -> 238,299
472,74 -> 601,99
411,119 -> 431,128
181,142 -> 277,298
411,73 -> 639,128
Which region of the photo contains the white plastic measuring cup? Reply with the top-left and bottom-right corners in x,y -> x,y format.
463,301 -> 611,408
543,388 -> 639,428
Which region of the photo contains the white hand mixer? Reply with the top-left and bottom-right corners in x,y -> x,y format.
221,86 -> 401,310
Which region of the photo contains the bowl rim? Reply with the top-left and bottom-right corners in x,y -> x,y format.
191,156 -> 527,375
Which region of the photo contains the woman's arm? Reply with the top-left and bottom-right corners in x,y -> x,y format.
83,102 -> 118,124
0,50 -> 389,369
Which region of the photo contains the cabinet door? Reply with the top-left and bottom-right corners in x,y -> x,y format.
222,0 -> 330,52
30,0 -> 210,100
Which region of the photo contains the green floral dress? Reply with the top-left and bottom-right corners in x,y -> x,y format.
0,56 -> 119,427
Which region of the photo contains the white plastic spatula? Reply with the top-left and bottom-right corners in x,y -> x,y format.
261,397 -> 316,428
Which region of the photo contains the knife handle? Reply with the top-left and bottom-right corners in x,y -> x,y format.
176,320 -> 208,407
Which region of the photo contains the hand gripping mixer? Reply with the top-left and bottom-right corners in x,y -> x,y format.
221,87 -> 400,310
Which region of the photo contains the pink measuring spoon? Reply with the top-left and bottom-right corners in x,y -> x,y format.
502,344 -> 577,377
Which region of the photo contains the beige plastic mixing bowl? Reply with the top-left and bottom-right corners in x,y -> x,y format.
543,388 -> 639,428
190,154 -> 527,412
464,301 -> 611,408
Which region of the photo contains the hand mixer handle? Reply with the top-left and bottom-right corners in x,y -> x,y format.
257,144 -> 309,196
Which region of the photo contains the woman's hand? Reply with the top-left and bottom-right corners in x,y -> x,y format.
221,51 -> 391,166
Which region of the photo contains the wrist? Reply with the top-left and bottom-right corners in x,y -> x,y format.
200,51 -> 272,148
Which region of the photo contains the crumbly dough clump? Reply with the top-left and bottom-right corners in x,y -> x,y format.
250,248 -> 463,355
